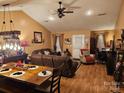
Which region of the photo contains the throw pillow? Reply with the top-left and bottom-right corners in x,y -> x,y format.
44,51 -> 50,55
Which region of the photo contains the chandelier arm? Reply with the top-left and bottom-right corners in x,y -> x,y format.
12,22 -> 15,31
8,5 -> 13,31
1,23 -> 5,32
1,6 -> 6,32
2,6 -> 6,31
3,6 -> 6,23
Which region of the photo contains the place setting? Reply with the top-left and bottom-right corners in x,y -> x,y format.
10,71 -> 25,77
15,61 -> 39,71
0,68 -> 12,74
26,65 -> 39,70
38,70 -> 52,77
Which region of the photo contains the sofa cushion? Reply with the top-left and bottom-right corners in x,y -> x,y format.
85,55 -> 95,62
32,49 -> 42,55
32,48 -> 52,55
80,49 -> 90,55
30,54 -> 43,66
44,51 -> 50,55
52,56 -> 66,68
40,49 -> 52,54
42,55 -> 53,67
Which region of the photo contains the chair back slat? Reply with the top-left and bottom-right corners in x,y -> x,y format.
0,88 -> 12,93
50,63 -> 64,93
52,80 -> 59,88
52,87 -> 58,93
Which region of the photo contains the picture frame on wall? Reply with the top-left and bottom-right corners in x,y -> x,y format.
34,32 -> 42,43
64,38 -> 72,45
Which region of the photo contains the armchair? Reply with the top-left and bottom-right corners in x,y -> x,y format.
80,49 -> 95,64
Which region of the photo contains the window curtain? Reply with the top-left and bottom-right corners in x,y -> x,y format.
59,34 -> 64,51
96,35 -> 98,49
97,34 -> 105,51
103,34 -> 106,47
112,35 -> 115,51
53,34 -> 64,52
56,35 -> 61,52
52,34 -> 57,52
81,35 -> 85,48
90,33 -> 98,54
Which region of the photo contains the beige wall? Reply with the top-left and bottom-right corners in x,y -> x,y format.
105,30 -> 114,45
0,11 -> 51,55
52,30 -> 114,54
115,1 -> 124,40
91,30 -> 114,46
52,30 -> 91,53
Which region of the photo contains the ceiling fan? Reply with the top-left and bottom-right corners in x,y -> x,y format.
57,1 -> 74,18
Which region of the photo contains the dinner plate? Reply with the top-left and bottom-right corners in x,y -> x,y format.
1,64 -> 7,67
0,68 -> 12,73
28,65 -> 39,70
38,70 -> 52,77
10,71 -> 25,77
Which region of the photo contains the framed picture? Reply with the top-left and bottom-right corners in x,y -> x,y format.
34,32 -> 42,43
64,38 -> 72,45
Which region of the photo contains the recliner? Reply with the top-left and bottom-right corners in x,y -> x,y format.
80,49 -> 95,64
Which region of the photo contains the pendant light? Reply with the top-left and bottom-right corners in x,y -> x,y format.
0,4 -> 21,55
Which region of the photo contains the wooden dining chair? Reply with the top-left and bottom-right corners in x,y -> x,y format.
34,64 -> 64,93
0,88 -> 12,93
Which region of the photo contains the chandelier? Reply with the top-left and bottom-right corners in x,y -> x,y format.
0,4 -> 22,56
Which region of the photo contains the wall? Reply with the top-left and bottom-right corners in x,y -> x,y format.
105,30 -> 115,45
115,1 -> 124,40
51,30 -> 114,54
92,30 -> 114,46
0,11 -> 51,55
51,30 -> 91,53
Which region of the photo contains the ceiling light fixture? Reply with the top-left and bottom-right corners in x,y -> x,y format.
85,10 -> 93,16
48,16 -> 55,21
0,4 -> 22,55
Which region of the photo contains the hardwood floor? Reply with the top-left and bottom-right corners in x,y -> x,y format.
60,64 -> 124,93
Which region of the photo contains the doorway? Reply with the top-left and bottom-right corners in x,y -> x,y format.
72,35 -> 85,58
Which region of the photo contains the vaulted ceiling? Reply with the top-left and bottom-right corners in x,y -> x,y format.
0,0 -> 122,32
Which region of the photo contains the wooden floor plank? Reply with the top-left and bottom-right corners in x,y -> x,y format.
60,64 -> 124,93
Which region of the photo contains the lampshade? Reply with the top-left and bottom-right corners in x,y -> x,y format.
20,40 -> 29,47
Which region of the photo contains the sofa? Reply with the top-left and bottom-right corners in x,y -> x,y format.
30,48 -> 81,77
31,48 -> 57,55
3,53 -> 28,64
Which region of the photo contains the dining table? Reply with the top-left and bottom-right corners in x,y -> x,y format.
0,62 -> 53,86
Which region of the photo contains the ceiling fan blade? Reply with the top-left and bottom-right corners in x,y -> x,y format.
68,0 -> 79,6
63,11 -> 74,13
67,6 -> 81,10
52,12 -> 58,15
62,7 -> 66,11
62,0 -> 79,8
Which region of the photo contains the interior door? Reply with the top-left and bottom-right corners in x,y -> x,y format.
72,35 -> 85,58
